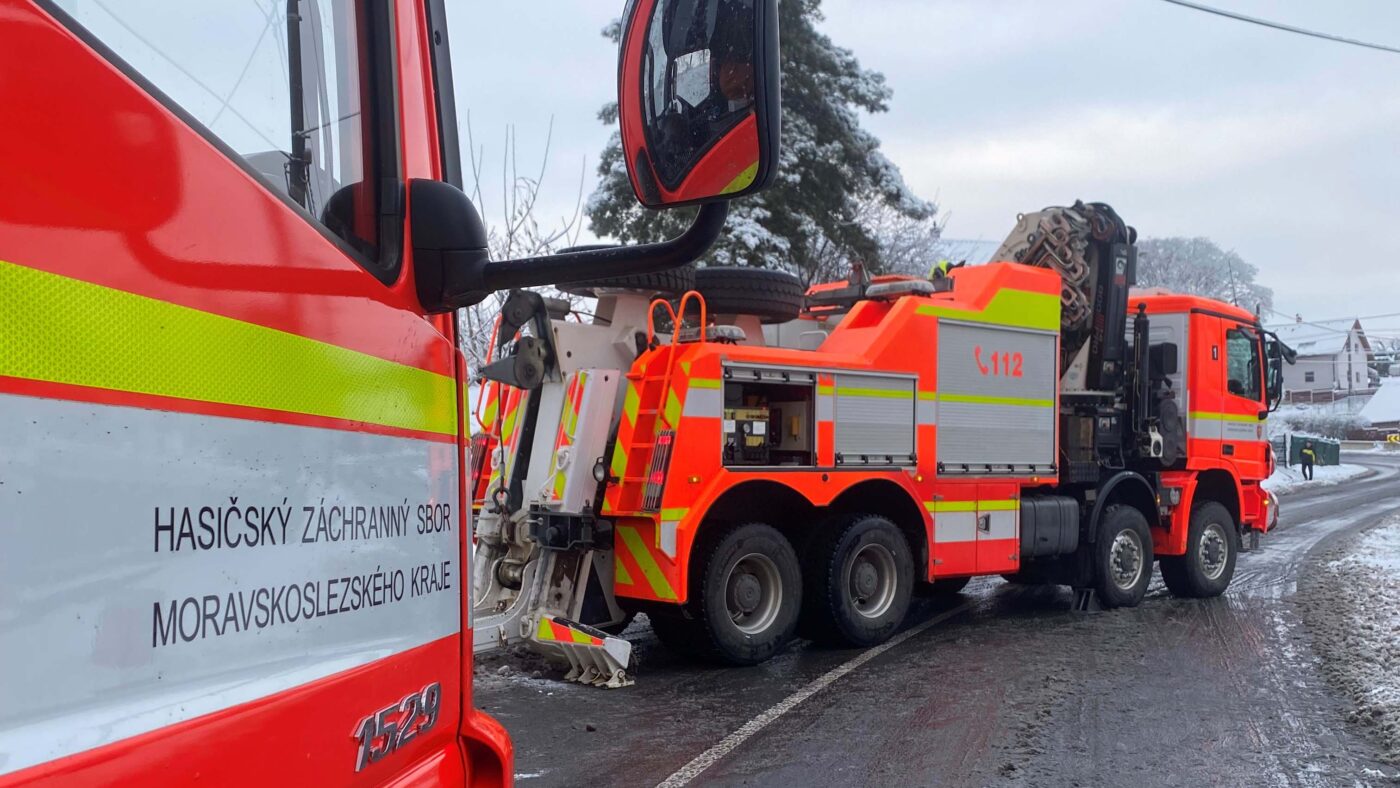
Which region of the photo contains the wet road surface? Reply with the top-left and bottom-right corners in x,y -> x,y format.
476,455 -> 1400,787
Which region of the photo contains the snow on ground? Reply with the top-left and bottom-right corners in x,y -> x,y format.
1262,463 -> 1368,495
1299,516 -> 1400,765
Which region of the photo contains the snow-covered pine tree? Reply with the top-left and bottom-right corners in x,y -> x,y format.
587,0 -> 936,284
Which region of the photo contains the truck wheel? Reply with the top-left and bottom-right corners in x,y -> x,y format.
803,514 -> 914,646
692,266 -> 805,324
1160,501 -> 1238,598
691,522 -> 802,665
1092,505 -> 1154,608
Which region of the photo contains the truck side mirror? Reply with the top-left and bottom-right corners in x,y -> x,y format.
1148,343 -> 1178,377
410,0 -> 785,314
1261,331 -> 1294,411
618,0 -> 781,208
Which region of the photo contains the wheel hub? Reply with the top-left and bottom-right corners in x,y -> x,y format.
730,573 -> 762,614
853,561 -> 879,598
724,553 -> 782,635
845,543 -> 898,619
1199,523 -> 1229,581
1108,530 -> 1144,591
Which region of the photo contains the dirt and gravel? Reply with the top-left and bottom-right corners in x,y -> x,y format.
1298,516 -> 1400,766
476,455 -> 1400,787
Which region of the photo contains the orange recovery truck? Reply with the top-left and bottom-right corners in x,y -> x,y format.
1,0 -> 777,781
470,202 -> 1296,680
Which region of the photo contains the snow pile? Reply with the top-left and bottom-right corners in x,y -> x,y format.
1301,518 -> 1400,764
1262,463 -> 1368,495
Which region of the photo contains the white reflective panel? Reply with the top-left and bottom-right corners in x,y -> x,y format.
0,395 -> 458,775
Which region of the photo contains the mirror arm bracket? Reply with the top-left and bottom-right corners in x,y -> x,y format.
474,202 -> 729,295
412,178 -> 731,313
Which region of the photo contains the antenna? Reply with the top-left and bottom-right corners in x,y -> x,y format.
1225,251 -> 1240,306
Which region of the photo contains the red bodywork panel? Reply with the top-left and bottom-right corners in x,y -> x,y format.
1,1 -> 508,784
606,264 -> 1062,603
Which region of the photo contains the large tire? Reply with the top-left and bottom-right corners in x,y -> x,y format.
802,514 -> 915,646
688,522 -> 803,665
692,266 -> 805,324
557,263 -> 696,298
1092,505 -> 1154,608
1160,501 -> 1238,598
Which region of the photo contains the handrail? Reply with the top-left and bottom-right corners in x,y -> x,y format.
646,291 -> 708,431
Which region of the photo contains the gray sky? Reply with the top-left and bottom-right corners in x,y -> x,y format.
452,0 -> 1400,333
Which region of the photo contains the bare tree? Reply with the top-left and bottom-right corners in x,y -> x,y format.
801,197 -> 945,286
455,114 -> 589,376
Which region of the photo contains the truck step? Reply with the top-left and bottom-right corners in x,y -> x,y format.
531,616 -> 634,689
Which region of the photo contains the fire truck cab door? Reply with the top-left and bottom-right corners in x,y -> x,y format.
1,4 -> 470,783
1192,314 -> 1267,472
1218,320 -> 1270,479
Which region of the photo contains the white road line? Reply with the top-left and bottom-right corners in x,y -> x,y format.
655,603 -> 972,788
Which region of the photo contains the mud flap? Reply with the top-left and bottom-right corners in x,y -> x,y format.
531,616 -> 634,689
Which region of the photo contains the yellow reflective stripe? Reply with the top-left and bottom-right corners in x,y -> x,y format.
535,618 -> 557,642
977,500 -> 1019,511
835,387 -> 914,400
622,382 -> 640,425
915,289 -> 1060,332
480,394 -> 499,427
938,392 -> 1053,408
0,259 -> 457,435
564,372 -> 586,433
501,400 -> 520,438
817,384 -> 835,396
664,390 -> 682,427
925,499 -> 1019,512
571,629 -> 598,645
918,390 -> 938,401
609,441 -> 628,479
680,361 -> 693,375
1189,411 -> 1259,425
660,507 -> 689,521
617,525 -> 677,600
720,161 -> 759,195
688,378 -> 722,389
614,553 -> 635,585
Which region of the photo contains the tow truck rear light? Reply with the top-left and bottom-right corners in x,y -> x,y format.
642,430 -> 676,512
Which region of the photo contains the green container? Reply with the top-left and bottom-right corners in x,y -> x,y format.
1286,435 -> 1340,466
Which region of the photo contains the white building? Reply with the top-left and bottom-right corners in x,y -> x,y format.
1266,318 -> 1372,402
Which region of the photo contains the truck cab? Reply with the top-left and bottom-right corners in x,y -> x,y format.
1133,292 -> 1277,551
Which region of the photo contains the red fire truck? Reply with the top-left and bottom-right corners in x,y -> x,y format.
469,203 -> 1294,680
1,0 -> 776,781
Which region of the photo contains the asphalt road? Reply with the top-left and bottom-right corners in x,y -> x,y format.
476,455 -> 1400,787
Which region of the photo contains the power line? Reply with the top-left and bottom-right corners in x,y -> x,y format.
1156,0 -> 1400,56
